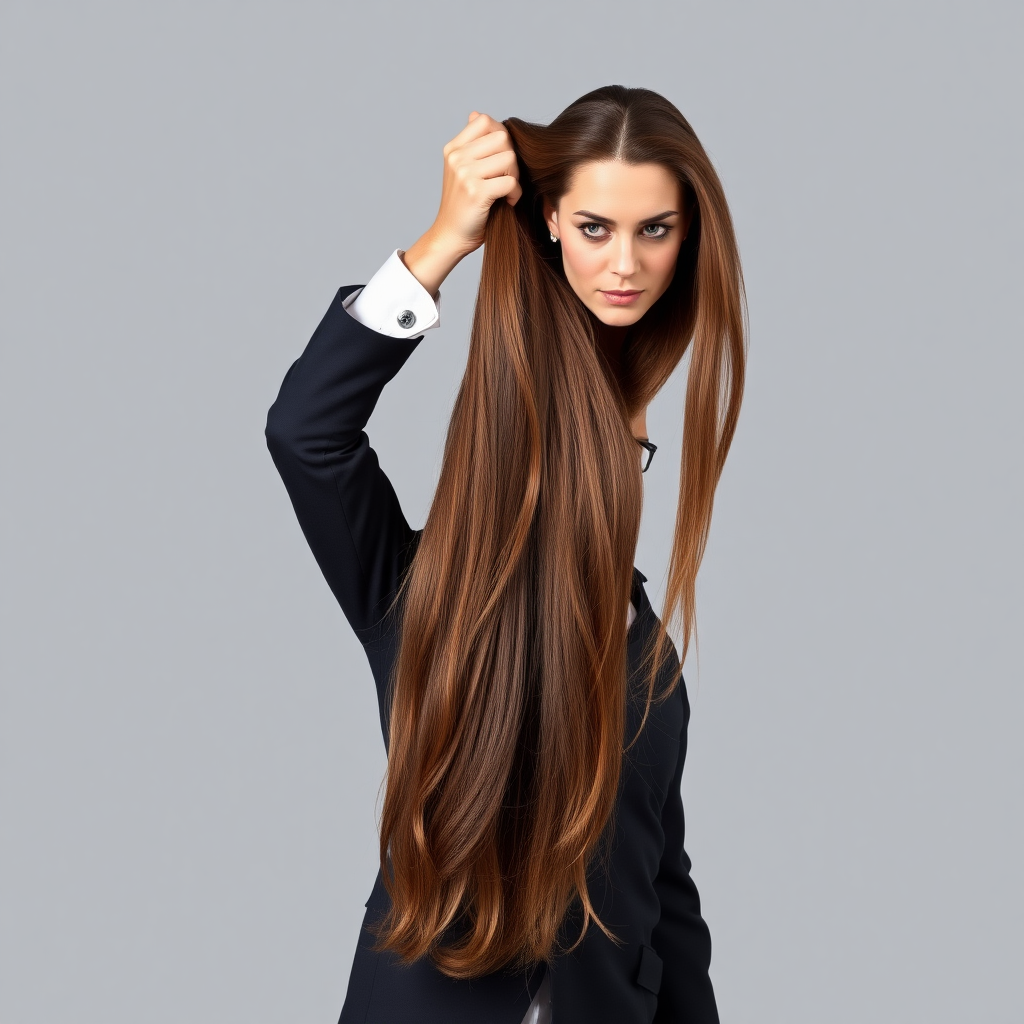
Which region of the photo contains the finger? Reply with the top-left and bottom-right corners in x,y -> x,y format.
460,128 -> 515,161
481,175 -> 521,204
505,181 -> 523,206
474,150 -> 519,182
445,112 -> 499,154
459,111 -> 500,142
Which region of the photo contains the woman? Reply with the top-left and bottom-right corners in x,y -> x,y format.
266,84 -> 745,1024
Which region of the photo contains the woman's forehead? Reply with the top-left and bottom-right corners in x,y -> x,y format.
560,160 -> 682,221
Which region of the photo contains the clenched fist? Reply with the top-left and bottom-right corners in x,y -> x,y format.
402,111 -> 522,298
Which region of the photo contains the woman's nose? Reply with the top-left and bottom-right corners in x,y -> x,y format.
611,234 -> 639,277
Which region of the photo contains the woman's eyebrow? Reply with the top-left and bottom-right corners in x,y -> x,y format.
572,210 -> 680,225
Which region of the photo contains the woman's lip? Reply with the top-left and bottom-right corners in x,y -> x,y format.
601,289 -> 643,305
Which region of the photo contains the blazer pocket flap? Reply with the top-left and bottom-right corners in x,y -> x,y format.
635,943 -> 663,995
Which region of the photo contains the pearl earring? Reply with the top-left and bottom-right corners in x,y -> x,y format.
550,231 -> 559,243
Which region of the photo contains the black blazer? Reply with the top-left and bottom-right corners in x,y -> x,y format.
265,284 -> 719,1024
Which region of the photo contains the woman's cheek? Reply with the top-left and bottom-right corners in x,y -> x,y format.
564,242 -> 603,285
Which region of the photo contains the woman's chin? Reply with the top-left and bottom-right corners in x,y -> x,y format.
589,303 -> 648,327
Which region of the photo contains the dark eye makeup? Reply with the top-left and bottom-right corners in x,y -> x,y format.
578,222 -> 672,241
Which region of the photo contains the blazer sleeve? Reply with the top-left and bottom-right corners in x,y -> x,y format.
651,683 -> 720,1023
265,284 -> 425,646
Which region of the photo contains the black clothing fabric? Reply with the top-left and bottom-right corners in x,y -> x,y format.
265,284 -> 719,1023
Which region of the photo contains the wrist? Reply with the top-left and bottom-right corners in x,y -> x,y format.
402,227 -> 469,297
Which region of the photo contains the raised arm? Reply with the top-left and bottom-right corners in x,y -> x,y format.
651,683 -> 720,1023
265,284 -> 428,644
265,110 -> 521,642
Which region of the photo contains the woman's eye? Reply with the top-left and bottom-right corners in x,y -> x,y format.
642,224 -> 669,238
580,222 -> 606,238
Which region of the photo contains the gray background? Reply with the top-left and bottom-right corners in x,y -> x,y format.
1,1 -> 1021,1021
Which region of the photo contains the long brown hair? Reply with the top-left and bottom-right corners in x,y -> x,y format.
375,85 -> 745,978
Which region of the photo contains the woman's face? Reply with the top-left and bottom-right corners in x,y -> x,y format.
544,160 -> 687,328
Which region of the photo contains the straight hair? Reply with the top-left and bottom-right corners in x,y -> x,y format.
375,85 -> 746,978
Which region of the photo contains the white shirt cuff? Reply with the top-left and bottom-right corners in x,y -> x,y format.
342,248 -> 441,338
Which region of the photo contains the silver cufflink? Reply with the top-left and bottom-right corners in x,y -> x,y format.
397,309 -> 416,329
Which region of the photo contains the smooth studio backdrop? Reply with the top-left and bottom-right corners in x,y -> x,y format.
1,2 -> 1021,1021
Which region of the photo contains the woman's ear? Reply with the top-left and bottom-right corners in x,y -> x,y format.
542,198 -> 559,240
